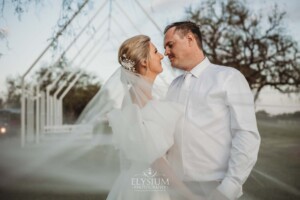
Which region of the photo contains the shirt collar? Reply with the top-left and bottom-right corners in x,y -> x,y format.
189,57 -> 211,78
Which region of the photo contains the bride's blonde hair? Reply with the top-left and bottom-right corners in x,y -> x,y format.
118,35 -> 150,74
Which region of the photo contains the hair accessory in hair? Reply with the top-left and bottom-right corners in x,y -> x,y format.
121,54 -> 136,73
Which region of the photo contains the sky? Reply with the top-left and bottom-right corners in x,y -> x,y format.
0,0 -> 300,115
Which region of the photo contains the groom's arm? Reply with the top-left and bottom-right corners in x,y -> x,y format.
215,70 -> 261,200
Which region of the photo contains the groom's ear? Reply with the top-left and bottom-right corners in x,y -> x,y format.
186,33 -> 195,46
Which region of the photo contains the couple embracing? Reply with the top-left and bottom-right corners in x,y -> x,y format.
83,21 -> 260,200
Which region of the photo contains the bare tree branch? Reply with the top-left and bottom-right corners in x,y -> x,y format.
186,0 -> 300,100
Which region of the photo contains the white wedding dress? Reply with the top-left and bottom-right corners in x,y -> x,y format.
78,67 -> 188,200
106,100 -> 183,200
0,68 -> 196,199
79,68 -> 196,200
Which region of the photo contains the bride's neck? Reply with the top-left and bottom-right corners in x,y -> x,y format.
136,83 -> 153,98
132,76 -> 154,99
143,74 -> 156,84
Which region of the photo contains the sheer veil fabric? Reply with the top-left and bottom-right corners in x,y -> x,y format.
0,66 -> 197,199
76,68 -> 124,135
0,68 -> 129,193
80,67 -> 190,199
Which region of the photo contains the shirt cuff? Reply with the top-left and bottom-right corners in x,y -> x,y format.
217,178 -> 242,200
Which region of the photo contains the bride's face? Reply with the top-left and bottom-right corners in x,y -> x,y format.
147,42 -> 164,75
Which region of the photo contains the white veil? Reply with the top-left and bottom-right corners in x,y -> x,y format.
0,64 -> 200,200
76,68 -> 124,135
0,67 -> 127,194
93,67 -> 199,200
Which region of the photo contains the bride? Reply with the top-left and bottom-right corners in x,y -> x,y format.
0,35 -> 202,200
86,35 -> 201,200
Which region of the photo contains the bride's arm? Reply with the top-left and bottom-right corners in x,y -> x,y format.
152,157 -> 204,200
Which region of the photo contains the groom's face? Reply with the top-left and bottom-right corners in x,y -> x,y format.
164,27 -> 190,70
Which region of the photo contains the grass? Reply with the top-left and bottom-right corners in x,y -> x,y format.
0,119 -> 299,199
242,119 -> 300,200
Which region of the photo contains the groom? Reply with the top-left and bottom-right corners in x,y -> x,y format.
164,21 -> 261,200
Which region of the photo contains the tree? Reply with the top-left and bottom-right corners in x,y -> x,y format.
255,110 -> 270,120
186,0 -> 300,100
0,0 -> 86,22
5,75 -> 23,108
3,0 -> 300,101
2,0 -> 100,123
0,0 -> 92,56
5,58 -> 101,122
0,27 -> 9,58
0,98 -> 3,109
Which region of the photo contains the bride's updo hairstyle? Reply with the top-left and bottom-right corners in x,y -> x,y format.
118,35 -> 150,74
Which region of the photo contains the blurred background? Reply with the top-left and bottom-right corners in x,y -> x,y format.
0,0 -> 299,199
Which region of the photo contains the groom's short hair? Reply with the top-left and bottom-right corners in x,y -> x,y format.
164,21 -> 203,50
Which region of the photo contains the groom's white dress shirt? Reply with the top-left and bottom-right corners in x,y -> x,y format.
166,58 -> 261,200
